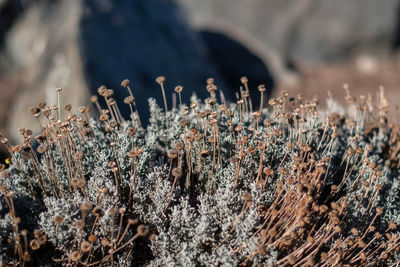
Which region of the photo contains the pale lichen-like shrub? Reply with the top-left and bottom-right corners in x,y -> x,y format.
0,80 -> 399,266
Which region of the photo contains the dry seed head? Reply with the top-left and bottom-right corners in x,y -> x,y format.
92,207 -> 103,217
29,107 -> 40,115
20,229 -> 28,236
103,89 -> 114,98
376,207 -> 384,215
101,237 -> 110,247
240,76 -> 248,84
37,234 -> 47,245
80,241 -> 93,253
74,151 -> 84,161
121,79 -> 130,87
127,127 -> 136,136
128,218 -> 139,225
63,104 -> 72,112
77,106 -> 86,113
235,125 -> 243,132
124,96 -> 135,105
155,76 -> 165,84
109,99 -> 116,106
53,215 -> 64,225
34,230 -> 44,239
389,221 -> 397,230
242,192 -> 252,203
288,254 -> 296,265
88,234 -> 97,243
97,85 -> 107,95
37,144 -> 48,154
90,95 -> 98,103
175,142 -> 185,150
167,149 -> 178,159
70,251 -> 81,262
172,168 -> 183,178
268,228 -> 278,238
174,85 -> 183,93
70,178 -> 80,188
358,239 -> 366,248
137,225 -> 149,236
80,201 -> 92,211
374,232 -> 382,239
38,101 -> 46,108
258,84 -> 266,92
30,239 -> 40,250
119,207 -> 126,214
75,220 -> 85,231
206,84 -> 217,93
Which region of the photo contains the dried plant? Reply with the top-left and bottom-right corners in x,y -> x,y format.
0,79 -> 399,266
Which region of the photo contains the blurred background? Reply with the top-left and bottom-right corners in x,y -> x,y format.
0,0 -> 400,146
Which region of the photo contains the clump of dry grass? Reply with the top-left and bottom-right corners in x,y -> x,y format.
0,78 -> 399,266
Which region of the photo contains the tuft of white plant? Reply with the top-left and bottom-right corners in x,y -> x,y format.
0,79 -> 399,266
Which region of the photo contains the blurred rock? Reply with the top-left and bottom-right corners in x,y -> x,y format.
177,0 -> 399,85
5,0 -> 90,143
3,0 -> 226,142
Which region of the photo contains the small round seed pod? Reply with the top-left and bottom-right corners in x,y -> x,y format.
124,96 -> 135,105
121,79 -> 130,87
70,251 -> 82,262
30,239 -> 40,250
174,85 -> 183,93
101,238 -> 110,247
80,201 -> 92,211
136,225 -> 149,237
175,142 -> 185,151
167,149 -> 178,159
75,220 -> 85,231
258,84 -> 266,92
53,215 -> 64,225
155,76 -> 165,84
90,95 -> 98,103
88,234 -> 97,243
172,168 -> 183,178
80,241 -> 93,253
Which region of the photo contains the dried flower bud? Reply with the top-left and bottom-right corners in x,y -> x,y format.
155,76 -> 165,84
80,201 -> 92,211
167,149 -> 178,159
258,84 -> 266,92
88,234 -> 97,243
30,239 -> 40,250
53,215 -> 64,225
80,241 -> 93,253
124,96 -> 135,105
172,168 -> 183,178
70,251 -> 82,262
174,85 -> 183,93
121,79 -> 130,87
137,225 -> 149,236
90,95 -> 98,103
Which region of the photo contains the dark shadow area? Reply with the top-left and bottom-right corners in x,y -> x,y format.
79,0 -> 224,124
0,0 -> 23,49
199,31 -> 275,107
